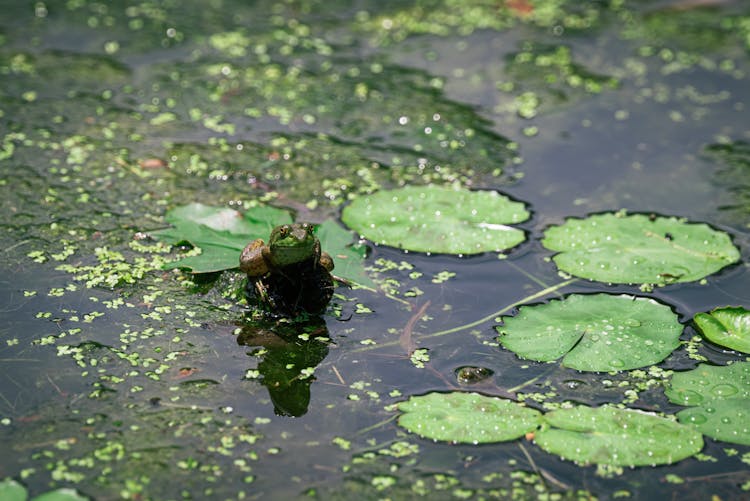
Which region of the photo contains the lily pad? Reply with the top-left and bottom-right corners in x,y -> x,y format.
314,218 -> 373,288
541,212 -> 740,286
341,186 -> 530,255
497,293 -> 682,372
32,490 -> 89,501
152,203 -> 292,273
535,405 -> 704,466
693,306 -> 750,354
666,362 -> 750,445
0,479 -> 25,501
0,479 -> 88,501
151,204 -> 372,286
397,392 -> 543,444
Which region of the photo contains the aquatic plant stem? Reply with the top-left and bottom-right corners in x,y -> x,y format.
507,365 -> 558,393
350,278 -> 577,353
421,277 -> 577,340
518,442 -> 548,494
354,414 -> 398,436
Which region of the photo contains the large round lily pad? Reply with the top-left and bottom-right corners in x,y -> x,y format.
693,306 -> 750,354
535,405 -> 704,466
541,213 -> 740,286
666,362 -> 750,445
397,392 -> 543,444
341,186 -> 530,254
497,293 -> 682,372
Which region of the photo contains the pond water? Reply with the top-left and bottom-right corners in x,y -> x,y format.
1,1 -> 749,499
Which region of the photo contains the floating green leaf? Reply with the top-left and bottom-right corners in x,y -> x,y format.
666,362 -> 750,406
152,203 -> 292,273
542,213 -> 740,286
0,479 -> 89,501
315,220 -> 374,288
535,405 -> 704,466
341,186 -> 530,255
32,489 -> 89,501
151,204 -> 371,286
0,479 -> 25,501
693,306 -> 750,354
666,362 -> 750,445
397,392 -> 543,444
497,293 -> 681,372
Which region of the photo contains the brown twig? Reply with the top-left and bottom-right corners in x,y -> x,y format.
400,300 -> 431,356
331,365 -> 346,385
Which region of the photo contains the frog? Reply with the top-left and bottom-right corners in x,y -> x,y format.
455,366 -> 494,385
239,223 -> 335,316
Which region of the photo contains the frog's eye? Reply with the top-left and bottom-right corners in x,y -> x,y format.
278,225 -> 290,237
302,223 -> 315,235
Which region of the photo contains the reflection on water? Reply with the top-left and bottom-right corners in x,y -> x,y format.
237,318 -> 330,417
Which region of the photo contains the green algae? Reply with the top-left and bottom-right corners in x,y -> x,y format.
501,42 -> 619,117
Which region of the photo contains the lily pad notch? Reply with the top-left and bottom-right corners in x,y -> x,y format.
496,293 -> 683,372
341,186 -> 531,255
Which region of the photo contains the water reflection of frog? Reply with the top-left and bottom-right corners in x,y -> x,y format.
239,223 -> 335,316
237,320 -> 330,417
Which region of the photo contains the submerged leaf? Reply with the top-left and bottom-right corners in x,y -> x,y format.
397,392 -> 542,444
542,213 -> 739,286
535,405 -> 704,466
666,362 -> 750,445
341,186 -> 529,255
693,306 -> 750,354
497,293 -> 681,372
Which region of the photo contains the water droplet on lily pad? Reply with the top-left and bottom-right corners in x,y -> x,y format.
686,413 -> 708,425
712,383 -> 739,397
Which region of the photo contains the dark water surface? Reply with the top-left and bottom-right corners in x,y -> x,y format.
1,1 -> 749,499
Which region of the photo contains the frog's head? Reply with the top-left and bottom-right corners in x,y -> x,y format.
268,223 -> 318,266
